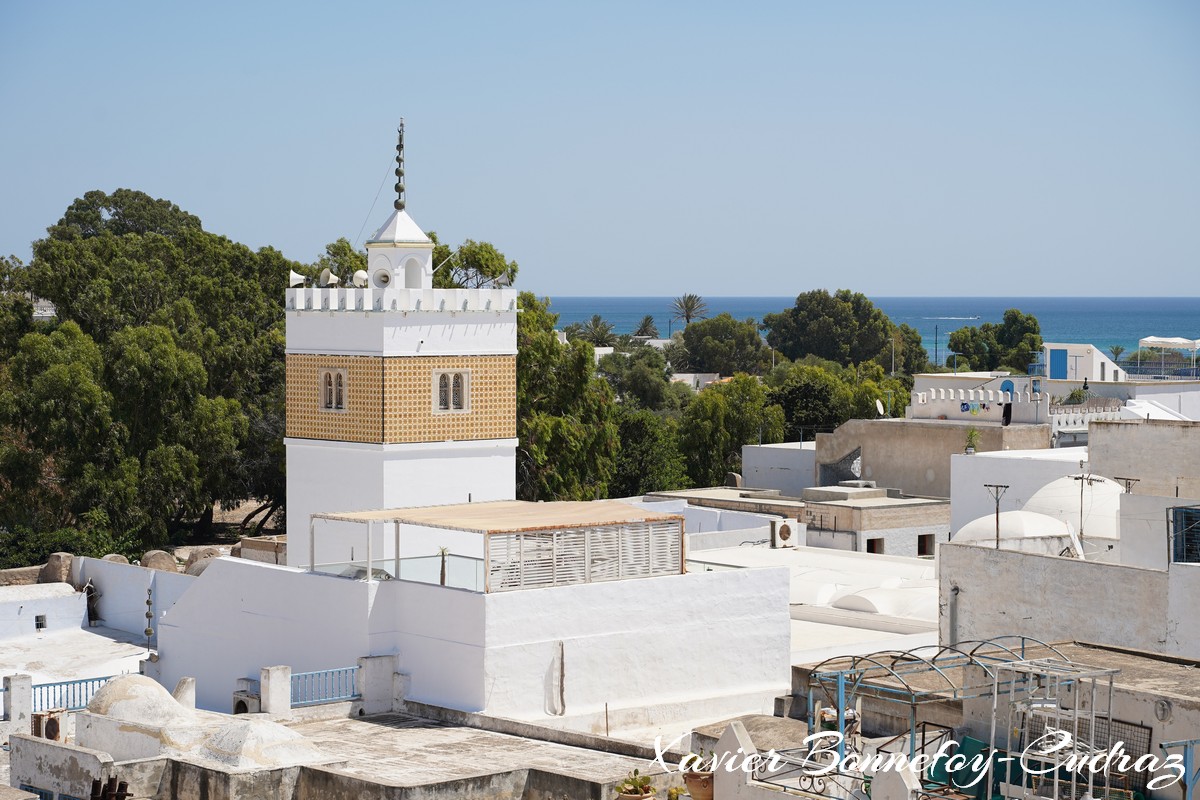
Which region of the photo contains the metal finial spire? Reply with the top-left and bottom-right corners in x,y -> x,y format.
393,119 -> 406,211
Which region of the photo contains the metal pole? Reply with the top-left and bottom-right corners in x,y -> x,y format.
309,519 -> 315,572
393,520 -> 400,580
984,484 -> 1009,550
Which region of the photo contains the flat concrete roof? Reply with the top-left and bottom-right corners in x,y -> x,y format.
286,713 -> 657,786
648,487 -> 808,511
807,496 -> 947,510
0,626 -> 147,683
312,499 -> 683,533
1025,643 -> 1200,703
0,583 -> 77,602
969,447 -> 1087,461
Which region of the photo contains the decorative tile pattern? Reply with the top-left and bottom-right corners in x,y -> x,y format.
286,354 -> 384,443
286,354 -> 516,444
383,355 -> 516,443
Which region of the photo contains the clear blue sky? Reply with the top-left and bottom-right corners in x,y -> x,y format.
2,1 -> 1198,296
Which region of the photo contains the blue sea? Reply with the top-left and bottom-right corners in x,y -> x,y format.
546,296 -> 1199,358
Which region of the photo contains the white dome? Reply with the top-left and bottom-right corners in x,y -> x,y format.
1024,474 -> 1122,540
956,510 -> 1073,542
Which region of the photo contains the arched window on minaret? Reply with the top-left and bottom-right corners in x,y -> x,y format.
323,372 -> 334,409
334,373 -> 344,410
438,373 -> 450,410
452,373 -> 464,410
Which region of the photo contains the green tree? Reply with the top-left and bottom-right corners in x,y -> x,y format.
681,313 -> 770,376
679,374 -> 783,486
895,324 -> 929,375
671,293 -> 708,326
598,346 -> 674,410
516,293 -> 618,500
313,238 -> 366,285
609,406 -> 690,497
633,315 -> 660,338
763,289 -> 893,367
430,233 -> 518,289
1109,345 -> 1126,363
6,188 -> 298,548
947,309 -> 1042,372
767,365 -> 853,441
0,256 -> 35,360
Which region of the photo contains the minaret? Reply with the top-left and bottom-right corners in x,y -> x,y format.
283,123 -> 518,567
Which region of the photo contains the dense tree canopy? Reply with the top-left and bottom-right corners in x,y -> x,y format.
515,293 -> 618,501
763,289 -> 893,367
0,189 -> 295,560
679,374 -> 783,486
609,406 -> 690,498
947,309 -> 1042,372
681,313 -> 771,376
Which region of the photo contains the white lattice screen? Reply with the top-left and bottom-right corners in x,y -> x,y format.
486,522 -> 683,592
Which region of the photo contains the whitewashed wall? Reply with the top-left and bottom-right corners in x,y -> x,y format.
949,451 -> 1084,534
286,308 -> 518,357
285,439 -> 516,566
369,580 -> 486,710
742,443 -> 817,496
71,558 -> 194,645
0,587 -> 84,640
150,558 -> 371,712
479,568 -> 792,729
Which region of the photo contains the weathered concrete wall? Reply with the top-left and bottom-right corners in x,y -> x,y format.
8,734 -> 115,800
0,566 -> 41,587
804,499 -> 950,534
939,544 -> 1200,660
295,765 -> 527,800
816,419 -> 1051,499
1090,419 -> 1200,498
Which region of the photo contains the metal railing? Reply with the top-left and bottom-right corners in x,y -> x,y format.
32,675 -> 114,712
290,666 -> 360,707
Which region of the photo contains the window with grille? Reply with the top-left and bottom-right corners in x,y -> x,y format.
1173,505 -> 1200,563
433,371 -> 469,413
318,369 -> 348,412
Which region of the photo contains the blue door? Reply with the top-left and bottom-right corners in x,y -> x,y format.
1049,349 -> 1068,380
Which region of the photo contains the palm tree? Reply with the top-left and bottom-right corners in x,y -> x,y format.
1109,345 -> 1126,363
671,294 -> 709,326
579,314 -> 618,347
633,314 -> 660,338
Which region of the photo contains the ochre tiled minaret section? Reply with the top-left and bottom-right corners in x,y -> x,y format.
286,353 -> 516,444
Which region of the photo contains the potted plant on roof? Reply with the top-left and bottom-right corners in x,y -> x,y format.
681,749 -> 715,800
615,768 -> 655,798
964,427 -> 980,455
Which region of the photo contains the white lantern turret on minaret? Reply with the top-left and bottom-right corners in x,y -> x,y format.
364,121 -> 435,290
283,122 -> 518,568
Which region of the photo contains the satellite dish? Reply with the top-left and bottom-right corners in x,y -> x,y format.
288,270 -> 307,288
875,399 -> 886,417
352,270 -> 369,288
319,268 -> 341,287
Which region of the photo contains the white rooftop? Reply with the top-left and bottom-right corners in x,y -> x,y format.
0,626 -> 147,683
365,208 -> 432,245
0,583 -> 77,602
971,447 -> 1089,462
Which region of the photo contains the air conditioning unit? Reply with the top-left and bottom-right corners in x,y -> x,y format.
232,690 -> 261,715
770,519 -> 797,549
31,709 -> 66,741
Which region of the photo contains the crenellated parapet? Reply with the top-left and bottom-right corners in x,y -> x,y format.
286,287 -> 519,314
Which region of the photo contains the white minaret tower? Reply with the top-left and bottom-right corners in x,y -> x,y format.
283,122 -> 518,567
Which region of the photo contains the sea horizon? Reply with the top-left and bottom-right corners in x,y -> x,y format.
544,295 -> 1200,358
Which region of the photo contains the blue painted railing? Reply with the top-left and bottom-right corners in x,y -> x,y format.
31,675 -> 114,712
290,666 -> 360,707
